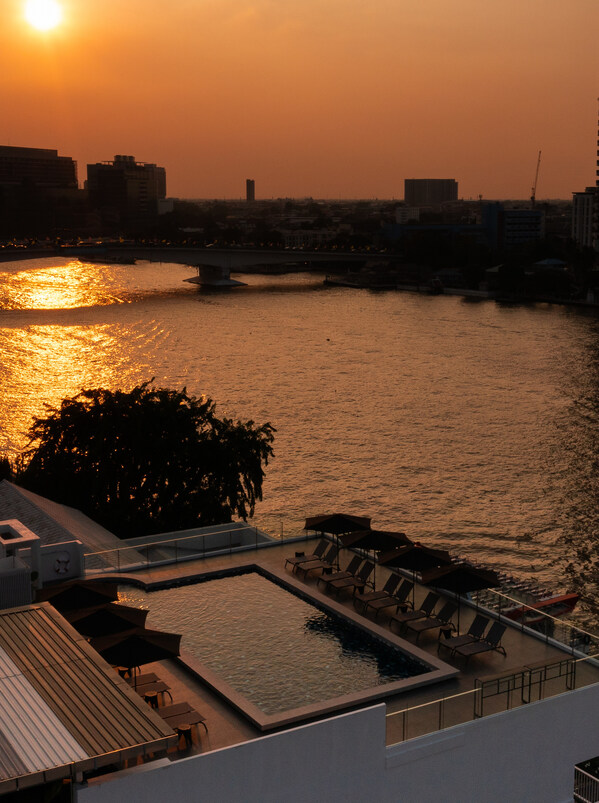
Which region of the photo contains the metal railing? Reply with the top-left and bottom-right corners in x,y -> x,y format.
386,652 -> 599,746
574,765 -> 599,803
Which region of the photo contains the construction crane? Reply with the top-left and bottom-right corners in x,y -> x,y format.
530,150 -> 542,208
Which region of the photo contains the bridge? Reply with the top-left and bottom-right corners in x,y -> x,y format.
65,245 -> 374,286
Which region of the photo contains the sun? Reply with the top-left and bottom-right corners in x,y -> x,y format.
25,0 -> 63,31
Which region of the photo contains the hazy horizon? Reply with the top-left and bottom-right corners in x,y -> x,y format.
3,0 -> 598,200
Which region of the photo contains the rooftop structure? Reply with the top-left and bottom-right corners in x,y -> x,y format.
0,602 -> 174,795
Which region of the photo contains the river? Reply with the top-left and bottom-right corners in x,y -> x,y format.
1,256 -> 598,623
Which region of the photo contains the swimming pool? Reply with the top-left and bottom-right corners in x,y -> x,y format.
121,565 -> 458,730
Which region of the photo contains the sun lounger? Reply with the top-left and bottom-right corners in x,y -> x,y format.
295,545 -> 339,577
364,580 -> 414,619
285,540 -> 329,571
388,592 -> 440,633
316,555 -> 363,588
354,574 -> 400,611
327,561 -> 375,596
405,601 -> 458,643
437,614 -> 490,655
452,622 -> 507,664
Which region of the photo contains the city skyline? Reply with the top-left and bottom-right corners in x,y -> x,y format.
2,0 -> 598,199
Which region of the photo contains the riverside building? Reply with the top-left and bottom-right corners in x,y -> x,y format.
86,155 -> 166,226
0,479 -> 599,802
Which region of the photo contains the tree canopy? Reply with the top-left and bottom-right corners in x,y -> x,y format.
15,382 -> 275,538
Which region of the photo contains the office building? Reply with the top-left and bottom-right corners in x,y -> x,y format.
86,155 -> 166,224
0,145 -> 77,189
404,178 -> 458,207
246,178 -> 255,202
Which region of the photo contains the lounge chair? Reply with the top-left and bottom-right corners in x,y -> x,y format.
296,545 -> 339,578
285,540 -> 329,572
437,614 -> 490,655
327,561 -> 375,596
388,592 -> 439,633
364,580 -> 414,619
316,555 -> 363,588
404,601 -> 458,643
354,574 -> 400,611
452,622 -> 507,664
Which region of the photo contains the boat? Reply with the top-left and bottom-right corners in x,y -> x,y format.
504,592 -> 580,625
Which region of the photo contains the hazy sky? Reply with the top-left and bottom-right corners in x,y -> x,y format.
3,0 -> 598,199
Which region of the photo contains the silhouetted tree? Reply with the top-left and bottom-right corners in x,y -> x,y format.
15,382 -> 275,538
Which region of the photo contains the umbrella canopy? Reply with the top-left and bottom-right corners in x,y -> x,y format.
305,513 -> 372,571
65,603 -> 149,638
421,562 -> 501,594
378,543 -> 452,573
340,529 -> 412,552
90,627 -> 182,670
304,513 -> 372,535
36,580 -> 119,612
421,562 -> 501,630
378,543 -> 453,607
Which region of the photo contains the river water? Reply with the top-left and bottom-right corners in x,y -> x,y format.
1,257 -> 599,621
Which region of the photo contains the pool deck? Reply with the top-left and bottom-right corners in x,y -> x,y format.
100,539 -> 599,761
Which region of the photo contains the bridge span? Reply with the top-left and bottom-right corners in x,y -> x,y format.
0,245 -> 377,286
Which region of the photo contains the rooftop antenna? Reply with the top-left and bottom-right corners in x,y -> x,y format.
530,150 -> 541,208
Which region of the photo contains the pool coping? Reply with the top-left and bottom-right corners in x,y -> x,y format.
163,562 -> 459,732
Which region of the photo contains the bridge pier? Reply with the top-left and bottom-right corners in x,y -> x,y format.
183,264 -> 246,287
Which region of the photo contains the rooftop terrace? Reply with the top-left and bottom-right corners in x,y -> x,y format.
81,536 -> 599,764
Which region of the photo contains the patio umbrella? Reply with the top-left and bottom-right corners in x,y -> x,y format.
305,513 -> 372,570
421,562 -> 501,631
340,529 -> 413,590
378,543 -> 452,608
65,603 -> 149,638
90,627 -> 182,687
36,580 -> 119,612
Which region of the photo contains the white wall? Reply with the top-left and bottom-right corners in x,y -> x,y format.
75,683 -> 599,803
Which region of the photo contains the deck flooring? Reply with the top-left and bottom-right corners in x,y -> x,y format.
93,538 -> 599,758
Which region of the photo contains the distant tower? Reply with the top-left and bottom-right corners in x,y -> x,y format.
246,179 -> 255,202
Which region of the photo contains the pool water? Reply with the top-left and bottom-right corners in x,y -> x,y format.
121,572 -> 428,715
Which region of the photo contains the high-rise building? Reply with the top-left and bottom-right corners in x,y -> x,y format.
572,188 -> 597,249
404,179 -> 458,207
246,179 -> 255,202
86,155 -> 166,224
0,145 -> 77,189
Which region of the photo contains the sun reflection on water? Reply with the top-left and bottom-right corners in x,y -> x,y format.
0,324 -> 139,456
0,259 -> 127,310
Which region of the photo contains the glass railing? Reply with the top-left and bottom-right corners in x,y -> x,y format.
386,652 -> 599,746
470,588 -> 599,656
83,525 -> 266,573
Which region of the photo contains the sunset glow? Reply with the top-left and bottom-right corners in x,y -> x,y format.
6,0 -> 599,198
24,0 -> 62,31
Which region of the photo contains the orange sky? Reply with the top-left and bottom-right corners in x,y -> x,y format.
2,0 -> 598,199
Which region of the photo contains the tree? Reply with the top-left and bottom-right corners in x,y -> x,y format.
15,382 -> 275,538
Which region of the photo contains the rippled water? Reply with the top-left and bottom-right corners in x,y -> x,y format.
120,573 -> 427,714
2,257 -> 599,621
